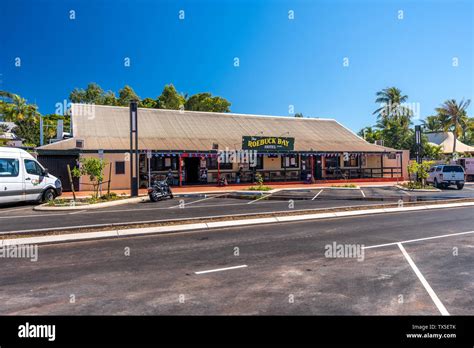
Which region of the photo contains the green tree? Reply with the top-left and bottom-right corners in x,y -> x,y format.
102,91 -> 118,106
69,83 -> 105,104
156,84 -> 185,110
369,87 -> 414,150
41,114 -> 71,144
294,112 -> 304,118
0,91 -> 39,123
12,117 -> 40,146
422,143 -> 443,160
71,157 -> 108,199
357,126 -> 381,143
407,160 -> 434,187
69,83 -> 119,106
185,92 -> 231,112
373,87 -> 413,128
464,117 -> 474,145
117,85 -> 140,106
139,97 -> 157,109
435,99 -> 471,154
422,115 -> 443,132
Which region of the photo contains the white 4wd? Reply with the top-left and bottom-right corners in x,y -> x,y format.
426,165 -> 465,190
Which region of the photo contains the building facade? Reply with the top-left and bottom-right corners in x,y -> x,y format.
37,104 -> 409,191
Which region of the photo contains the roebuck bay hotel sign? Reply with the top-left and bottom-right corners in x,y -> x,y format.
242,136 -> 295,151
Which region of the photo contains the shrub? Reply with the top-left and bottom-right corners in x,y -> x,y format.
71,157 -> 107,199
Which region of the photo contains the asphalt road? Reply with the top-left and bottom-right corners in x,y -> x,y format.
0,206 -> 472,315
1,185 -> 474,233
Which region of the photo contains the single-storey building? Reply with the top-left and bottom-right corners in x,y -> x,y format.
36,104 -> 409,191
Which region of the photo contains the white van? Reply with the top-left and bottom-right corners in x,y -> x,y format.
0,147 -> 62,204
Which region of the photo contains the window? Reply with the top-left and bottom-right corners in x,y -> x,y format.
0,158 -> 19,177
281,155 -> 299,168
150,156 -> 178,171
115,161 -> 125,175
343,155 -> 359,167
442,165 -> 464,173
24,159 -> 43,176
325,156 -> 340,168
207,157 -> 232,170
436,167 -> 442,172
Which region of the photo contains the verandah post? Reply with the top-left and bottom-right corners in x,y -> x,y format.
179,154 -> 182,187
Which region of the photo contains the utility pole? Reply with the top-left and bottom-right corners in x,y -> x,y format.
130,100 -> 139,197
415,125 -> 422,183
415,125 -> 422,164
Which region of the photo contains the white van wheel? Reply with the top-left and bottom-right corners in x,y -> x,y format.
42,189 -> 56,203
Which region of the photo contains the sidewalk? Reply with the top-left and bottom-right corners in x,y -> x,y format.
61,178 -> 404,198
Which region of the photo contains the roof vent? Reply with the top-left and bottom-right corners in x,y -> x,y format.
75,139 -> 84,148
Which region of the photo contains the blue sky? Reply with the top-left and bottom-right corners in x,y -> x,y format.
1,0 -> 473,132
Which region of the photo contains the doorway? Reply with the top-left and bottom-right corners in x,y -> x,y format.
314,155 -> 323,180
184,157 -> 200,184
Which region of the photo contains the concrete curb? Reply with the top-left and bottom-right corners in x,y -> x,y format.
394,184 -> 441,192
6,200 -> 474,246
34,196 -> 149,211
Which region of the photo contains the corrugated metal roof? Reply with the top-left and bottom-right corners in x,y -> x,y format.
38,104 -> 398,153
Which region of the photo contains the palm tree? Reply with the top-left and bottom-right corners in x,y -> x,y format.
358,126 -> 381,143
373,87 -> 413,128
435,99 -> 471,154
0,91 -> 39,123
421,115 -> 443,132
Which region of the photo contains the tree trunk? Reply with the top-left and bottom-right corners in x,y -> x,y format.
453,129 -> 457,154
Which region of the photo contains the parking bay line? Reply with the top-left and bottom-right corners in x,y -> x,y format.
0,206 -> 34,214
195,264 -> 248,275
360,189 -> 366,198
363,230 -> 474,250
312,190 -> 323,200
169,194 -> 227,208
397,243 -> 449,316
247,193 -> 273,204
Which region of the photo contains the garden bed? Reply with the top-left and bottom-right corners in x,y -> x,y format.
35,193 -> 148,211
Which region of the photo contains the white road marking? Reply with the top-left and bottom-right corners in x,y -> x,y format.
169,194 -> 226,208
397,243 -> 449,316
363,230 -> 474,249
247,193 -> 272,204
462,186 -> 474,191
69,210 -> 86,215
312,190 -> 323,200
360,189 -> 366,198
0,206 -> 33,213
195,264 -> 248,275
398,189 -> 411,196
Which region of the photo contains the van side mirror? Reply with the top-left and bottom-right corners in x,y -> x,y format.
42,168 -> 49,177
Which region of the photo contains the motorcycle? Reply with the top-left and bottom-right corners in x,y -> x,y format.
148,178 -> 174,202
